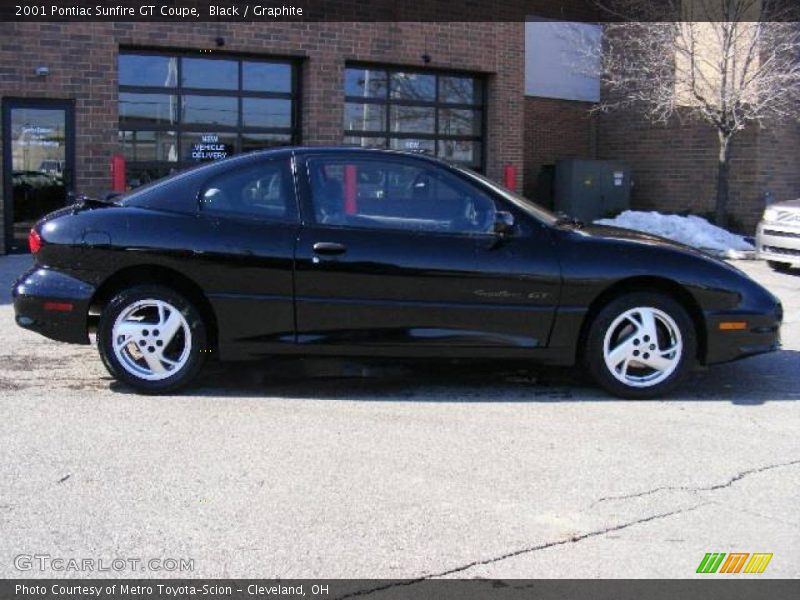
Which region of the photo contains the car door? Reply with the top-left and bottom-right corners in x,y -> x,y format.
293,152 -> 561,356
187,156 -> 299,359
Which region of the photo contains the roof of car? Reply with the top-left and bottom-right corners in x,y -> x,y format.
245,145 -> 455,165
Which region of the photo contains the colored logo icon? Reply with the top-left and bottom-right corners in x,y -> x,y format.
696,553 -> 773,574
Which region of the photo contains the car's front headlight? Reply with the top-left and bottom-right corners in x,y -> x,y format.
762,207 -> 780,223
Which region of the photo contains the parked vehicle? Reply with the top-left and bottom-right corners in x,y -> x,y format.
756,199 -> 800,271
38,159 -> 65,176
13,148 -> 782,398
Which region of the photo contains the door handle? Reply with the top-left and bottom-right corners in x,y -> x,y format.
312,241 -> 347,255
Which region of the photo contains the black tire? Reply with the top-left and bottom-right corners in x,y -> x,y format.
584,292 -> 696,399
767,260 -> 792,272
98,285 -> 208,394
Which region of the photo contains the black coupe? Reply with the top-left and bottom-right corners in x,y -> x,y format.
13,148 -> 782,397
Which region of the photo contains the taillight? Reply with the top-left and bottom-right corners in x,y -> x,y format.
28,229 -> 42,254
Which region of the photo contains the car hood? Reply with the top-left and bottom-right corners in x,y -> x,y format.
568,223 -> 750,279
768,198 -> 800,211
576,223 -> 709,257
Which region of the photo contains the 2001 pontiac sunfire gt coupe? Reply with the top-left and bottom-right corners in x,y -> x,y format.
13,148 -> 782,398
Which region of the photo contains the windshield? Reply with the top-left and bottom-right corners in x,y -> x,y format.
454,165 -> 559,225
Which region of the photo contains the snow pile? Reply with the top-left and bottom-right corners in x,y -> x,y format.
595,211 -> 755,258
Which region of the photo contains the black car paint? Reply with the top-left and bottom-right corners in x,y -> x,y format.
13,148 -> 781,368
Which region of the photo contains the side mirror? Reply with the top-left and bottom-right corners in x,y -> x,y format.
493,211 -> 515,236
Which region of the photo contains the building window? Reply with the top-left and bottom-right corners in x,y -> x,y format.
343,65 -> 485,170
118,50 -> 300,188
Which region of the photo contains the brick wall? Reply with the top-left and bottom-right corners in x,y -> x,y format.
0,20 -> 525,252
596,109 -> 800,232
522,96 -> 596,201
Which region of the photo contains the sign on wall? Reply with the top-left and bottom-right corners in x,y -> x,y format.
190,134 -> 229,161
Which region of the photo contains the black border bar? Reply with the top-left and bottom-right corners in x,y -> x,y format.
3,0 -> 798,23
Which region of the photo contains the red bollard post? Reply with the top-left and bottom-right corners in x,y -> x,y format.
344,164 -> 358,215
504,164 -> 517,192
111,154 -> 126,192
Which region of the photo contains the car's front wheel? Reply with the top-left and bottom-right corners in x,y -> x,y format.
585,293 -> 696,399
98,285 -> 208,393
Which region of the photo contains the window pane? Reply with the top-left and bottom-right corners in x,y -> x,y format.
181,132 -> 237,162
182,95 -> 238,127
307,157 -> 495,234
241,133 -> 293,153
345,68 -> 387,98
200,161 -> 291,220
344,103 -> 385,132
390,72 -> 435,101
389,138 -> 435,155
438,108 -> 481,136
119,130 -> 178,162
242,98 -> 292,128
390,106 -> 434,134
439,76 -> 482,104
243,61 -> 292,92
343,136 -> 387,148
119,54 -> 177,87
119,93 -> 177,126
182,58 -> 238,90
438,140 -> 482,167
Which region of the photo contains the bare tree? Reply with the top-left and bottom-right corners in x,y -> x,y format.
589,0 -> 800,227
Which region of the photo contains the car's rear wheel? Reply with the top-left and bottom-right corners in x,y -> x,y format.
98,285 -> 207,393
767,260 -> 792,272
585,292 -> 696,399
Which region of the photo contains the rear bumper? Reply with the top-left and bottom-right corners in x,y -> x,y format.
756,222 -> 800,266
12,267 -> 95,344
704,303 -> 782,365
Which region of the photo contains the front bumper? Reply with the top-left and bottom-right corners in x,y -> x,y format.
756,221 -> 800,266
704,302 -> 782,365
12,267 -> 95,344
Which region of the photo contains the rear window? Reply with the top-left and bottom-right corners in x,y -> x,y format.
121,153 -> 290,214
199,159 -> 295,221
120,164 -> 205,213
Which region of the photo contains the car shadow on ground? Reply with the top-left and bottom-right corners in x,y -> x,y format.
108,349 -> 800,404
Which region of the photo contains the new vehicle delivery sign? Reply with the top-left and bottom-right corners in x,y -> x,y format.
191,134 -> 229,161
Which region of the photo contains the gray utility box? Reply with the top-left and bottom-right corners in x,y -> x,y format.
554,159 -> 632,222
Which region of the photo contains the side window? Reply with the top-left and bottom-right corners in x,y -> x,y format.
199,159 -> 294,221
307,157 -> 497,235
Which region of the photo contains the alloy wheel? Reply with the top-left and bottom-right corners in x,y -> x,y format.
602,306 -> 683,388
111,299 -> 192,381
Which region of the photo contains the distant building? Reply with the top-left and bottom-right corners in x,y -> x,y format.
522,20 -> 800,232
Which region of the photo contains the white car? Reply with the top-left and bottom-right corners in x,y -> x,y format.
757,199 -> 800,271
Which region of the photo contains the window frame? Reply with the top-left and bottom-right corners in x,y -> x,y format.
118,48 -> 302,187
196,156 -> 299,224
300,152 -> 502,238
343,64 -> 487,172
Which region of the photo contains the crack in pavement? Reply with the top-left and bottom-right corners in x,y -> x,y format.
336,459 -> 799,598
336,503 -> 707,599
591,458 -> 800,507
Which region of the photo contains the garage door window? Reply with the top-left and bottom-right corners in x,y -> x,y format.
343,66 -> 485,170
119,51 -> 300,189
